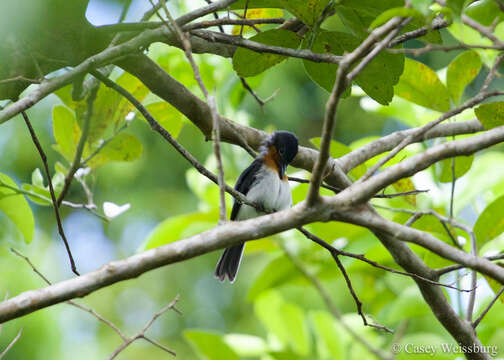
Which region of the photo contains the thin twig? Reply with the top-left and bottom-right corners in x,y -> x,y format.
297,228 -> 471,293
203,0 -> 225,33
436,253 -> 504,276
191,29 -> 343,63
239,0 -> 249,37
332,251 -> 394,333
472,286 -> 504,328
11,248 -> 127,340
388,17 -> 449,47
0,178 -> 107,222
239,77 -> 279,109
288,176 -> 428,198
10,248 -> 177,355
0,75 -> 42,85
0,329 -> 22,359
282,245 -> 394,360
108,296 -> 180,359
359,90 -> 504,182
210,95 -> 227,222
21,111 -> 79,275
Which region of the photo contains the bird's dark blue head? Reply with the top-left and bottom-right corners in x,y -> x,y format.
261,131 -> 299,178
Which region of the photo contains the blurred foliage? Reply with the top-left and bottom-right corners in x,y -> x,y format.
1,0 -> 504,359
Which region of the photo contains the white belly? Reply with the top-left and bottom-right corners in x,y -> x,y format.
236,167 -> 292,221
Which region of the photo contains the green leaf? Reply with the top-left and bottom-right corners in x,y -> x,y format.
435,155 -> 474,183
86,133 -> 142,168
484,263 -> 504,304
394,58 -> 451,112
410,0 -> 432,14
184,330 -> 239,360
141,212 -> 216,250
310,311 -> 343,359
144,102 -> 184,138
388,287 -> 430,323
247,255 -> 297,301
474,195 -> 504,250
446,51 -> 482,104
233,29 -> 302,77
254,291 -> 290,345
223,334 -> 268,357
335,0 -> 404,37
445,0 -> 465,17
52,105 -> 81,161
370,7 -> 424,29
280,0 -> 331,26
465,0 -> 504,26
254,291 -> 310,355
281,303 -> 311,356
304,31 -> 404,105
0,173 -> 35,243
475,102 -> 504,129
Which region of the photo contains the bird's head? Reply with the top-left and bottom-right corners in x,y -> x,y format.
261,131 -> 299,179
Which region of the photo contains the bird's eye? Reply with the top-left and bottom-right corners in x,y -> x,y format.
279,148 -> 285,155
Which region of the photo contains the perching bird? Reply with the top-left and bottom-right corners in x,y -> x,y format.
215,131 -> 299,283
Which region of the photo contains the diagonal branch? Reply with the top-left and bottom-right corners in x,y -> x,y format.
472,286 -> 504,328
306,17 -> 404,205
21,111 -> 79,275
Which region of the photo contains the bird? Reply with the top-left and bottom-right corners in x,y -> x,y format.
215,131 -> 299,283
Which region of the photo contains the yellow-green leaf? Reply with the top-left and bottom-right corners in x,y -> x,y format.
392,177 -> 417,206
474,195 -> 504,250
446,51 -> 482,104
394,58 -> 450,112
475,102 -> 504,129
0,173 -> 35,243
185,330 -> 239,360
144,102 -> 184,138
232,8 -> 283,35
435,155 -> 474,183
52,105 -> 81,162
86,133 -> 142,168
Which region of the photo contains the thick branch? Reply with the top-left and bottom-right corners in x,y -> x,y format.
0,201 -> 324,323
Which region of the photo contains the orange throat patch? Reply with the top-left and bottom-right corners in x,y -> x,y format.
264,146 -> 287,180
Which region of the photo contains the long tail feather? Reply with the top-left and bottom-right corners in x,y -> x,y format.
214,244 -> 245,283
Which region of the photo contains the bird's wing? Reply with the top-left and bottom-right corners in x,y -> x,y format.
230,159 -> 262,221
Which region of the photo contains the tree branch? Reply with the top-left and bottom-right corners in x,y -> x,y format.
21,111 -> 79,275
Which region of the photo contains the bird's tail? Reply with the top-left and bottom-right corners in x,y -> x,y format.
214,244 -> 245,283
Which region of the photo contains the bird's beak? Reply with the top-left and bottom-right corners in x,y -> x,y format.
280,163 -> 287,179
